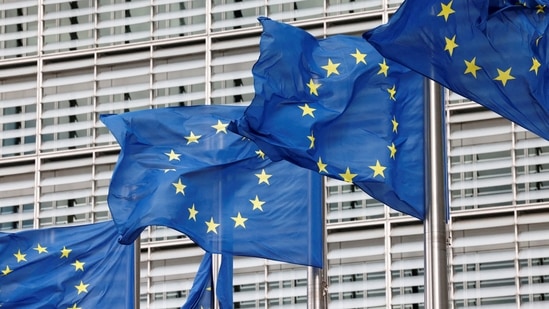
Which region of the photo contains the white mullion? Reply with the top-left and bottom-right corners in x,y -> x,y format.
448,217 -> 455,309
149,43 -> 153,109
149,0 -> 154,41
514,210 -> 521,306
34,57 -> 44,230
385,221 -> 392,308
511,122 -> 519,206
91,151 -> 97,223
205,0 -> 212,106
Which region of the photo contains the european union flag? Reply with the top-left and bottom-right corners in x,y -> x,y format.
364,0 -> 549,140
230,17 -> 426,219
0,221 -> 134,308
101,105 -> 323,267
182,253 -> 213,309
216,254 -> 233,309
181,253 -> 233,309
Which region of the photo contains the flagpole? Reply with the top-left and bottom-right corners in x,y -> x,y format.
308,177 -> 327,309
213,253 -> 220,309
134,237 -> 141,309
423,78 -> 449,309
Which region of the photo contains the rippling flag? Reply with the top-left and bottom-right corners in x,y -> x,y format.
101,105 -> 322,267
181,253 -> 213,309
230,17 -> 426,219
364,0 -> 549,140
181,253 -> 233,309
0,221 -> 134,308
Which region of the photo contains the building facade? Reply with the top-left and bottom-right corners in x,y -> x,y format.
1,0 -> 549,308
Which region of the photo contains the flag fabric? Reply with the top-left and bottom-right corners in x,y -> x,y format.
230,17 -> 426,220
0,221 -> 134,308
181,253 -> 233,309
364,0 -> 549,140
181,253 -> 214,309
101,105 -> 323,267
216,254 -> 233,309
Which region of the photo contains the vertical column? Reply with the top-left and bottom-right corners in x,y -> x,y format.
423,78 -> 449,309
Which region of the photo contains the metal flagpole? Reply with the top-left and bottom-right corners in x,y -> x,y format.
213,253 -> 220,309
134,237 -> 141,309
308,177 -> 328,309
423,78 -> 449,309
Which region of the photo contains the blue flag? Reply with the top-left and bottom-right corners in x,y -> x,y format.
101,105 -> 323,267
181,253 -> 214,309
181,253 -> 233,309
230,17 -> 426,220
0,221 -> 134,308
364,0 -> 549,140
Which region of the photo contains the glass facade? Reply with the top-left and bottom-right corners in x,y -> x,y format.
1,1 -> 549,308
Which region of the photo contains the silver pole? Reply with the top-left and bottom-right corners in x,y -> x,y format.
213,253 -> 220,309
423,78 -> 449,309
308,176 -> 328,309
307,267 -> 317,309
134,237 -> 141,309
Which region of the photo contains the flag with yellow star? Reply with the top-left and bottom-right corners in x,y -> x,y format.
0,221 -> 134,308
101,105 -> 323,268
230,17 -> 426,219
364,0 -> 549,140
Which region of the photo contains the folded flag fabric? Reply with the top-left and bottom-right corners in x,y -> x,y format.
102,105 -> 323,267
181,253 -> 214,309
181,253 -> 233,309
230,17 -> 426,219
0,221 -> 134,308
364,0 -> 549,140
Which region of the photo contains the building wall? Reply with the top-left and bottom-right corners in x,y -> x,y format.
1,1 -> 548,308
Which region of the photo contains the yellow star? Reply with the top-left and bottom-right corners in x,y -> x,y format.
536,4 -> 545,14
322,59 -> 340,77
317,157 -> 328,173
1,265 -> 12,276
494,67 -> 515,86
444,35 -> 458,56
387,85 -> 397,101
71,260 -> 85,271
530,57 -> 541,75
60,246 -> 72,258
377,59 -> 389,77
392,116 -> 399,133
14,250 -> 26,263
205,217 -> 220,234
307,132 -> 315,149
67,304 -> 81,309
255,149 -> 266,159
464,57 -> 481,78
188,204 -> 198,221
250,195 -> 266,211
299,103 -> 316,118
172,178 -> 186,195
184,131 -> 201,145
369,160 -> 387,178
75,281 -> 89,294
388,143 -> 397,159
255,169 -> 272,185
231,212 -> 248,228
211,120 -> 229,134
437,0 -> 455,21
306,79 -> 321,96
339,167 -> 357,183
33,243 -> 48,254
164,149 -> 181,161
350,49 -> 367,64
